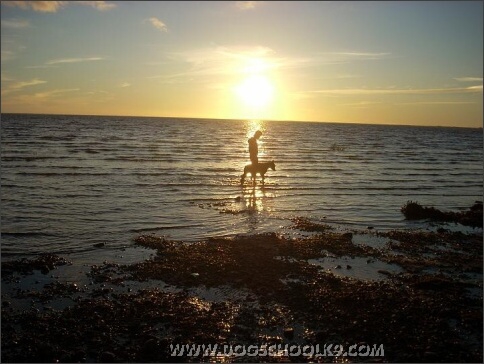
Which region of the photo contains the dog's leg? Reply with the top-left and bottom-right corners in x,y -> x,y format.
241,170 -> 246,185
241,166 -> 248,185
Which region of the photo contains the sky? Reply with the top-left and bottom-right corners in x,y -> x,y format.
1,1 -> 483,127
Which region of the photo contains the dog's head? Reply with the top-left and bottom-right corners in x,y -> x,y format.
270,160 -> 276,171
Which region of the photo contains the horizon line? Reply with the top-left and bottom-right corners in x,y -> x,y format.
1,111 -> 482,130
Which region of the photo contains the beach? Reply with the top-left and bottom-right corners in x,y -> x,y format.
1,114 -> 482,362
2,202 -> 482,363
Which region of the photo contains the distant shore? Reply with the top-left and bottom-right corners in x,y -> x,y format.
2,204 -> 482,363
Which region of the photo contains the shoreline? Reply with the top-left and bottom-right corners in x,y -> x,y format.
2,212 -> 483,362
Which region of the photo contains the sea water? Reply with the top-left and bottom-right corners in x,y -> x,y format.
1,114 -> 482,259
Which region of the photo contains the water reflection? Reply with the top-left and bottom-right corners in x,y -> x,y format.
245,119 -> 265,139
241,185 -> 265,234
243,184 -> 267,211
240,119 -> 268,220
245,119 -> 266,160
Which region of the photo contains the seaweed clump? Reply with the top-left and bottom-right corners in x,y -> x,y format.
290,217 -> 334,233
401,201 -> 483,228
1,254 -> 71,279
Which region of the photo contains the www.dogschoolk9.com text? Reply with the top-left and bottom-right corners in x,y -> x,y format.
170,343 -> 385,359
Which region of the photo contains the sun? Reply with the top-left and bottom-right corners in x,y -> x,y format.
236,74 -> 274,109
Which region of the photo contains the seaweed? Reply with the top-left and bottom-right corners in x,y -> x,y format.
401,201 -> 483,228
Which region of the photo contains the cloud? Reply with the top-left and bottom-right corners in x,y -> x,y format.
148,46 -> 279,82
1,73 -> 14,82
24,56 -> 104,69
216,45 -> 275,61
2,88 -> 81,106
329,52 -> 391,58
322,51 -> 392,63
25,65 -> 59,69
396,101 -> 477,105
1,37 -> 26,62
146,17 -> 168,32
340,101 -> 382,107
1,18 -> 31,29
236,1 -> 260,10
1,50 -> 17,62
45,57 -> 104,65
75,1 -> 116,11
147,45 -> 393,91
1,1 -> 116,12
466,85 -> 483,92
310,86 -> 483,95
454,77 -> 483,82
2,1 -> 68,12
149,45 -> 364,87
9,78 -> 47,90
120,82 -> 131,88
1,78 -> 47,96
32,88 -> 80,99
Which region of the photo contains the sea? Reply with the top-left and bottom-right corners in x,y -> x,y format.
1,113 -> 482,262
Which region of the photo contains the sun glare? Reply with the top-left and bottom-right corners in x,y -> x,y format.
231,56 -> 278,119
236,75 -> 274,109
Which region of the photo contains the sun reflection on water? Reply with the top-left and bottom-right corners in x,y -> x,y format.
245,119 -> 264,139
242,185 -> 267,212
245,119 -> 266,160
241,119 -> 273,215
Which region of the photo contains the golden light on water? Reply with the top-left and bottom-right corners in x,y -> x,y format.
241,184 -> 270,213
241,119 -> 271,213
245,119 -> 265,139
245,119 -> 266,160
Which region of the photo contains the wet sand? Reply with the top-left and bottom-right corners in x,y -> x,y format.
2,210 -> 482,362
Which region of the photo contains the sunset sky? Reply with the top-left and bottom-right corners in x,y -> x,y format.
1,1 -> 483,127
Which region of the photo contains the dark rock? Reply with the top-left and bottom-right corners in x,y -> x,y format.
139,338 -> 158,360
283,327 -> 294,340
423,351 -> 439,361
99,351 -> 116,362
314,331 -> 326,342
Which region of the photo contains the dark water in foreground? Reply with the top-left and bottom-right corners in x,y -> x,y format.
1,113 -> 482,259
